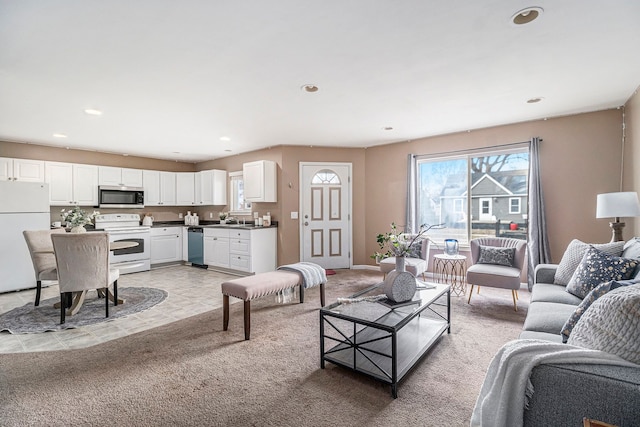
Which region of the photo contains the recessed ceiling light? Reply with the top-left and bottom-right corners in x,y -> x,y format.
84,108 -> 103,116
383,126 -> 394,131
301,84 -> 319,93
224,149 -> 232,152
53,133 -> 67,138
527,97 -> 544,103
511,7 -> 543,25
220,136 -> 231,142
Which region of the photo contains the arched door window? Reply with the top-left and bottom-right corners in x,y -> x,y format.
311,169 -> 341,185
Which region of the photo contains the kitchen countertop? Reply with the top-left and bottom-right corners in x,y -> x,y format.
150,221 -> 278,230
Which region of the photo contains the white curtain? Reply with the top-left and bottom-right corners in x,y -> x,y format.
527,137 -> 552,290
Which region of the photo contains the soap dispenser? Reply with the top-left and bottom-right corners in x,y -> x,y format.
185,211 -> 192,226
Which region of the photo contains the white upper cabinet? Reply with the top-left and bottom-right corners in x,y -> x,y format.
98,166 -> 143,187
0,158 -> 45,182
143,170 -> 176,206
243,160 -> 276,202
196,169 -> 227,206
176,172 -> 196,205
45,161 -> 98,205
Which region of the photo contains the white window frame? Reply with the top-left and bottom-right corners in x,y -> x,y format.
509,197 -> 521,214
229,171 -> 252,216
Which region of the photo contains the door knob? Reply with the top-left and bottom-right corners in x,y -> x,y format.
304,221 -> 309,226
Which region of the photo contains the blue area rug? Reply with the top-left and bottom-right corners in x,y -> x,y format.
0,287 -> 167,334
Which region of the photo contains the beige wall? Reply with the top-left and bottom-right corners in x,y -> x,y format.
364,109 -> 625,265
1,108 -> 631,268
624,87 -> 640,234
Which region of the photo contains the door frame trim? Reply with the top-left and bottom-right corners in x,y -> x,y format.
299,162 -> 353,269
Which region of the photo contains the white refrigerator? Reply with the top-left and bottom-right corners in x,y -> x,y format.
0,181 -> 51,293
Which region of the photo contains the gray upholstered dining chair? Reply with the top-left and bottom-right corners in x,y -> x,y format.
466,237 -> 527,311
23,228 -> 68,306
51,232 -> 120,324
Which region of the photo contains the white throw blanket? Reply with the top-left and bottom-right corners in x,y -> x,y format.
276,262 -> 327,289
470,339 -> 639,427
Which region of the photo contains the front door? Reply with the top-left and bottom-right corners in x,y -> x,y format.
300,163 -> 351,269
479,197 -> 493,220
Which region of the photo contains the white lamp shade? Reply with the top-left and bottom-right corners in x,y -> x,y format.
596,192 -> 640,218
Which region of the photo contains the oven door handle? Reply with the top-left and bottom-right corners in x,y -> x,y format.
109,230 -> 150,235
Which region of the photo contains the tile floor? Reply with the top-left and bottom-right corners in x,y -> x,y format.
0,265 -> 242,354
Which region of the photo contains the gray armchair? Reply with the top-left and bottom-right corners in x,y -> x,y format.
51,232 -> 120,324
466,237 -> 527,311
23,228 -> 67,306
379,237 -> 432,279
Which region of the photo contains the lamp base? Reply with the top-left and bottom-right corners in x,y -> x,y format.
609,221 -> 625,243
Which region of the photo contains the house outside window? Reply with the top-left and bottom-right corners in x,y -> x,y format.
229,171 -> 252,215
509,197 -> 521,214
415,146 -> 529,245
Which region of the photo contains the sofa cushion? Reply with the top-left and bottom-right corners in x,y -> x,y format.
522,301 -> 578,335
530,283 -> 583,305
518,330 -> 564,343
568,284 -> 640,364
553,240 -> 624,286
477,245 -> 515,267
466,263 -> 521,289
622,237 -> 640,278
566,247 -> 637,298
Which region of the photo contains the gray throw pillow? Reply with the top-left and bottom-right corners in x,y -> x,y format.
553,239 -> 624,285
567,284 -> 640,365
622,237 -> 640,278
406,240 -> 422,259
560,279 -> 637,343
565,247 -> 638,298
477,246 -> 515,267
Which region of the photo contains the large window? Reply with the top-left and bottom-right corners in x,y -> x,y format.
415,147 -> 529,245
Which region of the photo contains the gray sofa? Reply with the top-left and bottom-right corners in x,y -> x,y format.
520,262 -> 640,426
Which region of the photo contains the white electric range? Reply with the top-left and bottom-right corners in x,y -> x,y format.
94,213 -> 151,274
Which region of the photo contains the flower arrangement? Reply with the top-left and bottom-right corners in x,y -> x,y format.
219,212 -> 228,220
61,205 -> 99,227
371,222 -> 441,262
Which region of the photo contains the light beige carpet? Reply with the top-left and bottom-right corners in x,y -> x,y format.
0,269 -> 528,427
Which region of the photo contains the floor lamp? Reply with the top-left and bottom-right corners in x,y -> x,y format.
596,192 -> 640,242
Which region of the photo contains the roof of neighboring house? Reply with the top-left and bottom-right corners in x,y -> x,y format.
440,170 -> 528,197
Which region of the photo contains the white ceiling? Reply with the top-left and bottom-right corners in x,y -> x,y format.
1,1 -> 639,163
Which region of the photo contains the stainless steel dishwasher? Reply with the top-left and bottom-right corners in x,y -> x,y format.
187,226 -> 207,268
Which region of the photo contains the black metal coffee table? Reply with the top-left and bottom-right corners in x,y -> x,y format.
320,281 -> 450,398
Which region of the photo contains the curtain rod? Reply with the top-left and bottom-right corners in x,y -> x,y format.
414,138 -> 538,159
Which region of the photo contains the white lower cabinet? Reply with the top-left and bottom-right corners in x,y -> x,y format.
204,227 -> 276,274
204,228 -> 229,268
150,227 -> 182,265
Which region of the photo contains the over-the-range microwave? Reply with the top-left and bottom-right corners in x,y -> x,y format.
98,185 -> 144,209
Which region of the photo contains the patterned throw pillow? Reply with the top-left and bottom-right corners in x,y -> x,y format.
477,246 -> 515,267
553,239 -> 624,285
567,284 -> 640,364
561,279 -> 638,343
622,237 -> 640,278
565,247 -> 638,298
406,240 -> 422,259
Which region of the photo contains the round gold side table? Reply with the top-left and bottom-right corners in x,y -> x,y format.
433,254 -> 467,296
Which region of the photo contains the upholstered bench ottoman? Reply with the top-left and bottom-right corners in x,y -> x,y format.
221,264 -> 327,340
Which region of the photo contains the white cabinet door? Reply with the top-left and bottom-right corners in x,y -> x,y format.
1,158 -> 45,182
176,172 -> 195,205
73,164 -> 99,205
243,160 -> 276,202
45,161 -> 74,204
160,172 -> 176,205
121,168 -> 143,187
143,170 -> 161,205
46,162 -> 98,205
143,170 -> 174,206
98,166 -> 122,186
203,228 -> 230,268
13,159 -> 45,182
212,169 -> 228,205
150,227 -> 182,264
197,170 -> 213,205
99,167 -> 143,186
